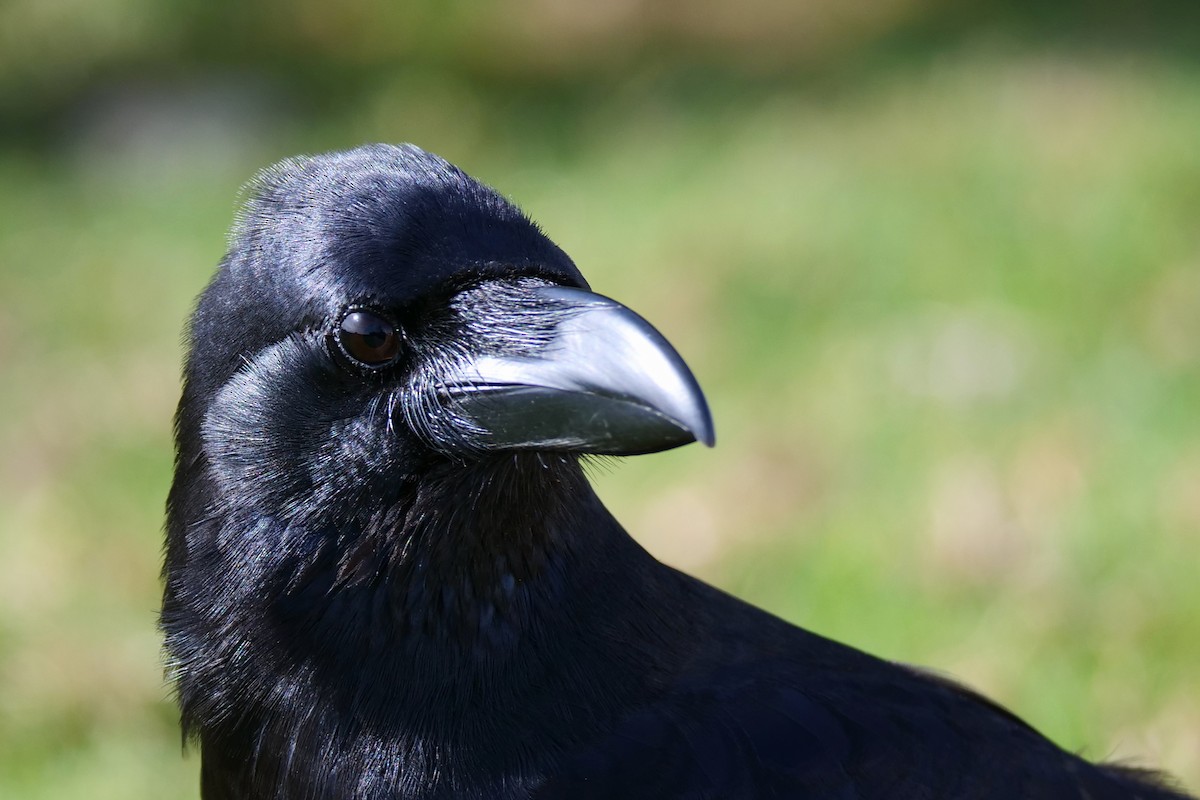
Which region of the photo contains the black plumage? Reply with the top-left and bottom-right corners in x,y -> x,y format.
162,144 -> 1192,799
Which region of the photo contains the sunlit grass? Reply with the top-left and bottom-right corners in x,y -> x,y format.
1,44 -> 1196,796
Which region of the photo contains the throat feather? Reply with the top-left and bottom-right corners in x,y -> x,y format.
331,453 -> 587,649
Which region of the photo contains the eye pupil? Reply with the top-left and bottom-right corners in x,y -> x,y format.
338,311 -> 401,367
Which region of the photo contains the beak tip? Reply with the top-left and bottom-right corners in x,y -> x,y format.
681,397 -> 715,449
681,406 -> 715,448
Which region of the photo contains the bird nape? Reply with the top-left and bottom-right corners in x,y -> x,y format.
162,144 -> 1192,800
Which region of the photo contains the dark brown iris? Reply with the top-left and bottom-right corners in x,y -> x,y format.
337,310 -> 402,367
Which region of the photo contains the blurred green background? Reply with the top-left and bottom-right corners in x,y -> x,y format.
1,0 -> 1198,796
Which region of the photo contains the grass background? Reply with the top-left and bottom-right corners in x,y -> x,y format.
0,2 -> 1198,796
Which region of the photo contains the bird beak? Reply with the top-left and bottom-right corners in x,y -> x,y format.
431,285 -> 715,456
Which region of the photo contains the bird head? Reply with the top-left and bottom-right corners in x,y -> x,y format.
173,144 -> 713,527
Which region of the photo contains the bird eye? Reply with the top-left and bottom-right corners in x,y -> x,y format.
335,310 -> 402,368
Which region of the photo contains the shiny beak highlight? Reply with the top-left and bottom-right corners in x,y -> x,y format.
434,285 -> 714,456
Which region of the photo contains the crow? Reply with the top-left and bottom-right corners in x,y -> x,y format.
162,143 -> 1193,799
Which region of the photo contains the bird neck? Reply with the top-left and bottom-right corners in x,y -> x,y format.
166,452 -> 690,772
375,453 -> 604,646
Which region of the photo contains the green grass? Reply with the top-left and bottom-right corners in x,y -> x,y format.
1,43 -> 1197,796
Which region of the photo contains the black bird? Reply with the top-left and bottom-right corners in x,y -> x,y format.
163,144 -> 1192,800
